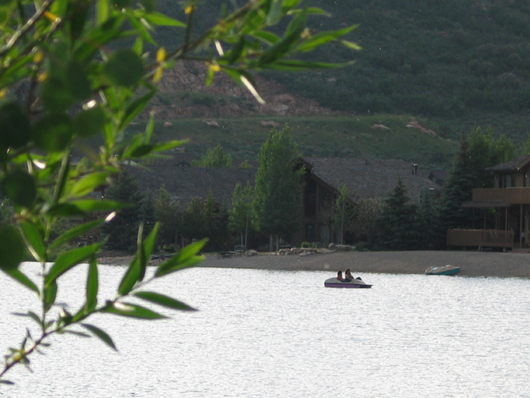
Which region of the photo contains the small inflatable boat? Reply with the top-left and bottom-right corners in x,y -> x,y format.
324,277 -> 372,288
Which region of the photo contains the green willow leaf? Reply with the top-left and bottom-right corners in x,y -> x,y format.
134,291 -> 197,311
296,25 -> 358,53
0,224 -> 25,270
96,0 -> 109,25
104,49 -> 144,87
73,199 -> 130,212
119,90 -> 155,130
0,380 -> 15,385
250,30 -> 280,45
85,257 -> 98,313
0,170 -> 37,208
45,243 -> 100,287
142,11 -> 185,27
0,102 -> 31,149
155,238 -> 207,277
74,106 -> 106,137
118,255 -> 141,296
32,113 -> 73,153
20,221 -> 46,262
71,172 -> 109,198
2,268 -> 39,293
141,222 -> 159,266
46,203 -> 88,217
81,324 -> 117,351
49,220 -> 105,251
155,255 -> 204,277
44,280 -> 57,311
100,302 -> 167,319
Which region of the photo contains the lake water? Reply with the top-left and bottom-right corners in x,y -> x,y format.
1,263 -> 530,398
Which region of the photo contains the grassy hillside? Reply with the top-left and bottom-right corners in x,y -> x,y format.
153,0 -> 530,142
130,115 -> 459,173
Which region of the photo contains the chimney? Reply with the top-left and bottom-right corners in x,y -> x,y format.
412,163 -> 418,174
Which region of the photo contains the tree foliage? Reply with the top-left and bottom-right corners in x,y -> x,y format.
192,144 -> 233,168
154,186 -> 181,248
330,184 -> 357,244
435,133 -> 477,246
0,0 -> 357,383
253,127 -> 305,250
229,182 -> 254,249
103,170 -> 145,251
376,177 -> 423,250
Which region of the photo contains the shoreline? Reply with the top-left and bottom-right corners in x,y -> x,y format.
99,250 -> 530,279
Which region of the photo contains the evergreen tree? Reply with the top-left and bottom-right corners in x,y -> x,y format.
436,134 -> 476,246
376,177 -> 422,250
103,170 -> 144,251
139,192 -> 156,237
228,182 -> 254,249
253,127 -> 304,251
180,194 -> 230,252
154,186 -> 182,248
418,188 -> 440,249
192,144 -> 233,168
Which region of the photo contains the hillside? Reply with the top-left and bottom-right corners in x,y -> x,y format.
150,0 -> 530,143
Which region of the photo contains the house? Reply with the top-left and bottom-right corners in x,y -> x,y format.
296,157 -> 439,245
447,154 -> 530,251
127,156 -> 255,208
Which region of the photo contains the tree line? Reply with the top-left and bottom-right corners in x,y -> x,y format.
102,126 -> 520,253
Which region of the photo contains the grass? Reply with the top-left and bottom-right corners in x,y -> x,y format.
132,115 -> 460,173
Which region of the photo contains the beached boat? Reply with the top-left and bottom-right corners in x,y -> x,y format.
324,277 -> 372,288
425,264 -> 460,276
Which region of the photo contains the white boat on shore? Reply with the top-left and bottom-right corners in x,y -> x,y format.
425,264 -> 460,276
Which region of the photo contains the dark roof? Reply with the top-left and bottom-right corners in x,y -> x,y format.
127,161 -> 255,208
301,157 -> 438,202
486,154 -> 530,172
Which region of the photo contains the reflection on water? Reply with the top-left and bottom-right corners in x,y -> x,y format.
1,264 -> 530,398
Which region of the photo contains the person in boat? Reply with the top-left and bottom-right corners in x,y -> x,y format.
337,270 -> 344,281
344,269 -> 353,282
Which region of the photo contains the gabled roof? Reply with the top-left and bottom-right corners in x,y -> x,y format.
127,159 -> 255,208
301,157 -> 438,202
486,154 -> 530,172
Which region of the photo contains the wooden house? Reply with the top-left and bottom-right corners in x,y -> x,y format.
296,157 -> 439,245
447,154 -> 530,251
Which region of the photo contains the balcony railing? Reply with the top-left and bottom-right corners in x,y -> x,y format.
472,188 -> 530,204
447,229 -> 514,249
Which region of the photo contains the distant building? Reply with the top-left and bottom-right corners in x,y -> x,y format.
296,157 -> 438,245
449,154 -> 530,251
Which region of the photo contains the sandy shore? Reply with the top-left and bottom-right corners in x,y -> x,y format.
99,250 -> 530,279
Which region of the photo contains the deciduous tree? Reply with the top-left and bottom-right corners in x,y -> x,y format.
253,127 -> 304,251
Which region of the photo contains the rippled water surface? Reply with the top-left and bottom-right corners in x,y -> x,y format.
1,264 -> 530,397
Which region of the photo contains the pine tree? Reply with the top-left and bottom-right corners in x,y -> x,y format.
436,133 -> 476,245
253,127 -> 304,251
376,177 -> 422,250
103,169 -> 144,251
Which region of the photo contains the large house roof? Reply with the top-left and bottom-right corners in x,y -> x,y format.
486,154 -> 530,172
127,158 -> 255,208
301,157 -> 438,202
